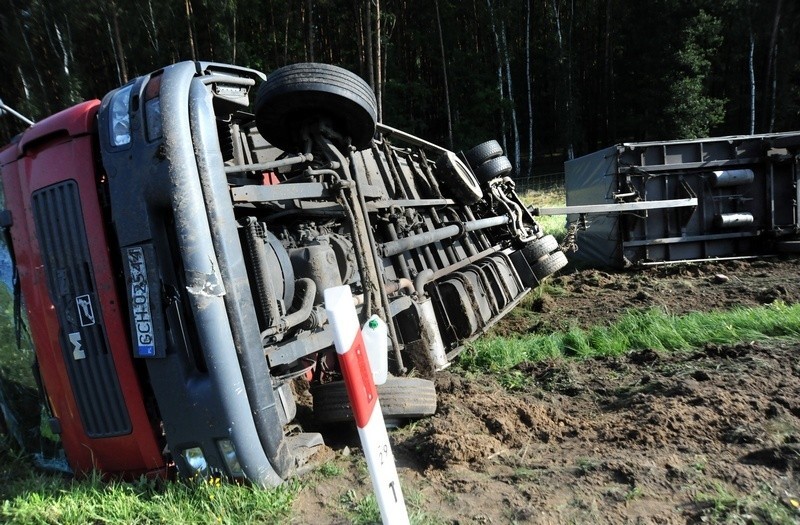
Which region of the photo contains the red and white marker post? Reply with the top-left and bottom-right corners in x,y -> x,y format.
324,285 -> 410,525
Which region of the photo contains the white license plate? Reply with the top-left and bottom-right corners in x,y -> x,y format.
127,247 -> 155,357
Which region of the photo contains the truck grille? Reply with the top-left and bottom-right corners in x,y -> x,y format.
32,181 -> 131,437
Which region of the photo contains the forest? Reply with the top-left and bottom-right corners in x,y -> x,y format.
1,0 -> 799,175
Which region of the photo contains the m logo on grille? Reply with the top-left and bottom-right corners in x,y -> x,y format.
69,332 -> 86,360
76,294 -> 96,327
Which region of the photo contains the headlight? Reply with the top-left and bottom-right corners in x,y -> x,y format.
109,85 -> 133,147
180,446 -> 208,476
217,439 -> 244,478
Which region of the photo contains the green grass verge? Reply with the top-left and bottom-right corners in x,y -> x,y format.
518,187 -> 568,241
461,302 -> 800,374
534,214 -> 567,241
518,187 -> 565,209
0,448 -> 300,525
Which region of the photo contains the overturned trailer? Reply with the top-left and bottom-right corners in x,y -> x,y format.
563,132 -> 800,267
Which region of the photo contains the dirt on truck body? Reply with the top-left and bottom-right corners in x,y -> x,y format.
0,61 -> 565,484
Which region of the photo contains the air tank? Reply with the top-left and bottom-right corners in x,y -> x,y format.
714,212 -> 754,228
710,169 -> 754,188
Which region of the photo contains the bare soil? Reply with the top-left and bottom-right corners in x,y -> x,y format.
292,257 -> 800,524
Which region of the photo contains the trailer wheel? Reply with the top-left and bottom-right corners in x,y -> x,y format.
465,140 -> 503,169
255,63 -> 377,152
523,234 -> 559,262
311,376 -> 437,425
532,250 -> 568,280
436,151 -> 483,205
474,155 -> 513,183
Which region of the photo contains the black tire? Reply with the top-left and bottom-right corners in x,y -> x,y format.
311,376 -> 437,424
523,235 -> 559,262
255,63 -> 377,152
532,250 -> 568,280
465,140 -> 503,169
435,151 -> 483,205
474,155 -> 513,183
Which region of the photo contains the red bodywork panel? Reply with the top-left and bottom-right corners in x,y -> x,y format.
0,101 -> 166,477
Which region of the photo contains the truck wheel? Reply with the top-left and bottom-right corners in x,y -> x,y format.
523,234 -> 559,262
255,63 -> 378,153
436,151 -> 483,205
311,376 -> 437,425
532,250 -> 568,280
474,155 -> 513,183
465,140 -> 503,169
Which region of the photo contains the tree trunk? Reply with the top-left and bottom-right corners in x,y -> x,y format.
232,1 -> 237,63
501,25 -> 520,174
434,0 -> 454,149
763,0 -> 782,132
306,0 -> 315,62
551,0 -> 574,159
769,44 -> 778,132
284,1 -> 291,64
603,0 -> 613,144
566,0 -> 574,159
41,7 -> 70,78
355,1 -> 365,76
65,14 -> 75,67
54,21 -> 70,76
18,66 -> 30,101
486,0 -> 507,153
375,0 -> 383,122
15,8 -> 48,111
106,20 -> 123,85
145,0 -> 160,56
269,1 -> 280,67
139,0 -> 159,55
749,29 -> 755,135
41,7 -> 60,67
184,0 -> 197,61
525,0 -> 533,177
111,2 -> 128,83
366,0 -> 375,89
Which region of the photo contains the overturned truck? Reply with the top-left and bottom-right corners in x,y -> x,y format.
0,62 -> 564,485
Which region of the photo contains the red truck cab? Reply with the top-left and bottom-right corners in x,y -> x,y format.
0,101 -> 166,477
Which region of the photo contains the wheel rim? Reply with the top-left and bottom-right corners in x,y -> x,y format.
436,151 -> 483,204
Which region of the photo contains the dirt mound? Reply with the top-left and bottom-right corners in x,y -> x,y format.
404,372 -> 569,467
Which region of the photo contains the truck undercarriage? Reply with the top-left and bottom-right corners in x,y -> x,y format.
0,61 -> 565,485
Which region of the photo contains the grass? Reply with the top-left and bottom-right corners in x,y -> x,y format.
316,461 -> 343,478
339,487 -> 446,525
460,301 -> 800,374
518,187 -> 568,241
340,489 -> 382,525
575,458 -> 600,476
0,447 -> 301,524
693,482 -> 798,524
